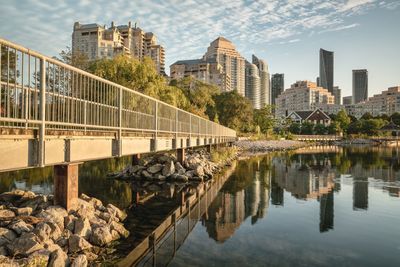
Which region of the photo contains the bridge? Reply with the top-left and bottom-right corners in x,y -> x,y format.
0,38 -> 236,209
292,135 -> 342,142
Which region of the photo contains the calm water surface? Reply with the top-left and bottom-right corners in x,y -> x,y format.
1,146 -> 400,266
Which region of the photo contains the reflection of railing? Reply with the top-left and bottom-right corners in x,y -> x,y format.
119,162 -> 237,267
0,38 -> 236,166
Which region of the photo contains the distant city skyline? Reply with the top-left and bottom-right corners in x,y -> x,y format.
0,0 -> 399,97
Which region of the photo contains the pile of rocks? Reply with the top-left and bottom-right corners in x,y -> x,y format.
111,149 -> 238,198
235,140 -> 306,152
0,190 -> 129,266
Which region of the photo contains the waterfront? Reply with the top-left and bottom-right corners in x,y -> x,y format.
1,146 -> 400,266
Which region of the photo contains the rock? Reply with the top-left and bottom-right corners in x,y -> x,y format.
19,195 -> 48,211
175,175 -> 189,182
162,160 -> 175,176
7,232 -> 44,257
110,230 -> 120,241
74,199 -> 95,220
74,218 -> 91,239
8,219 -> 34,235
193,164 -> 205,177
64,214 -> 76,232
0,227 -> 17,246
43,240 -> 62,253
37,206 -> 68,231
175,162 -> 186,175
0,246 -> 7,256
28,249 -> 50,266
18,215 -> 44,225
141,170 -> 153,179
90,226 -> 113,246
80,193 -> 91,202
106,204 -> 127,221
147,184 -> 161,192
34,222 -> 52,242
0,209 -> 15,221
154,174 -> 166,180
98,212 -> 113,223
16,207 -> 32,216
68,234 -> 92,253
48,248 -> 69,267
88,216 -> 107,229
0,191 -> 24,203
157,154 -> 172,164
185,170 -> 195,178
147,164 -> 163,174
89,197 -> 103,209
71,254 -> 88,267
130,165 -> 145,174
84,251 -> 98,261
110,221 -> 129,238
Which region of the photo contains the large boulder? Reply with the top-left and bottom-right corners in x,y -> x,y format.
147,164 -> 163,174
162,160 -> 175,177
74,199 -> 96,220
48,248 -> 69,267
193,164 -> 205,177
90,226 -> 113,246
74,218 -> 91,239
141,170 -> 153,179
16,207 -> 32,216
19,195 -> 48,211
71,254 -> 88,267
110,221 -> 129,238
175,162 -> 186,175
0,227 -> 17,246
37,206 -> 68,231
0,209 -> 15,221
106,204 -> 127,221
64,214 -> 77,232
7,232 -> 44,257
8,219 -> 34,235
68,234 -> 92,253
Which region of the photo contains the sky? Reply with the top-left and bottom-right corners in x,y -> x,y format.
1,0 -> 399,97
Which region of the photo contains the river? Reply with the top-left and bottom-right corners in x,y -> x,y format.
1,145 -> 400,266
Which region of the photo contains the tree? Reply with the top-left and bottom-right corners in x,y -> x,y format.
214,91 -> 254,132
55,46 -> 89,70
361,112 -> 373,120
327,121 -> 341,134
361,119 -> 386,135
288,122 -> 301,134
301,121 -> 314,135
335,109 -> 351,132
314,124 -> 327,135
390,112 -> 400,125
253,105 -> 276,134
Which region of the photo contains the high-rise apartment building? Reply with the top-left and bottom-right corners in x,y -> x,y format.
319,49 -> 334,93
245,61 -> 261,109
275,81 -> 338,118
343,96 -> 352,105
72,21 -> 165,75
352,69 -> 368,104
332,86 -> 341,105
203,37 -> 246,96
271,73 -> 284,106
252,55 -> 270,107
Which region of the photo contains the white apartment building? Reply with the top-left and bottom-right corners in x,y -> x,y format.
345,86 -> 400,118
72,21 -> 165,74
275,81 -> 339,119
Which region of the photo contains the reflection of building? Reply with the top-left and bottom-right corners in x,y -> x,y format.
319,191 -> 334,232
271,180 -> 284,206
204,159 -> 270,242
353,177 -> 369,210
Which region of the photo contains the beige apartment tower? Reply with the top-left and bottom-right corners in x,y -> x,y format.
203,37 -> 246,96
72,21 -> 165,75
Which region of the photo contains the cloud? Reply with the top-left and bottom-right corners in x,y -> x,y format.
0,0 -> 398,73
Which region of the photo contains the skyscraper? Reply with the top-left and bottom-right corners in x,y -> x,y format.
245,61 -> 261,109
252,55 -> 270,107
352,69 -> 368,104
271,74 -> 284,106
332,86 -> 341,105
319,48 -> 334,93
203,37 -> 246,96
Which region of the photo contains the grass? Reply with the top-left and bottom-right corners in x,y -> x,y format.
210,147 -> 238,164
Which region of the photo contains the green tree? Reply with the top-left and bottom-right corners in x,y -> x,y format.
214,91 -> 254,132
327,121 -> 341,134
289,122 -> 301,134
301,121 -> 314,135
361,112 -> 373,120
361,119 -> 386,135
253,105 -> 276,134
390,112 -> 400,125
314,123 -> 327,135
56,46 -> 89,70
335,109 -> 351,132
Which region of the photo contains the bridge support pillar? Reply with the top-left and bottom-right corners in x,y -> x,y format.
132,154 -> 141,165
177,148 -> 185,164
206,144 -> 212,153
53,163 -> 80,211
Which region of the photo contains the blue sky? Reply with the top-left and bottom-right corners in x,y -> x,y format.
1,0 -> 399,97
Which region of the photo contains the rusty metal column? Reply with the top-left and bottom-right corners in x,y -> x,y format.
53,163 -> 80,211
38,58 -> 46,167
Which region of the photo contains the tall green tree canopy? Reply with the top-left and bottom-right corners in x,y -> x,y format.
253,105 -> 276,134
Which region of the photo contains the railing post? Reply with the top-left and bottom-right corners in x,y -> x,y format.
175,109 -> 178,148
118,87 -> 122,156
38,57 -> 46,167
154,101 -> 158,151
83,101 -> 87,133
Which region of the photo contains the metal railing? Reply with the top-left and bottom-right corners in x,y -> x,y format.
0,37 -> 236,138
